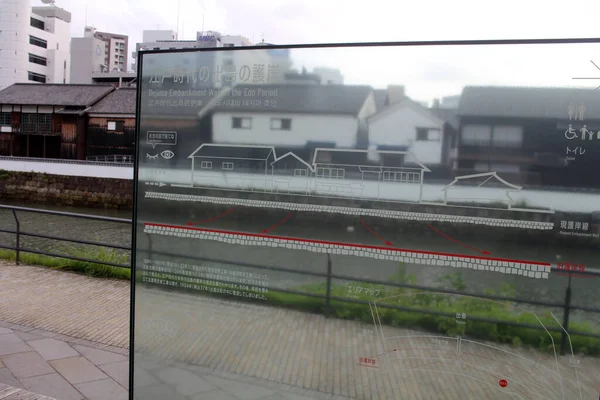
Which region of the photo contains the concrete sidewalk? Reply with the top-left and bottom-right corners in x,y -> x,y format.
1,261 -> 599,400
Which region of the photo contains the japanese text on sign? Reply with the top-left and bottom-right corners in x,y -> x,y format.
142,259 -> 269,300
560,221 -> 589,231
148,64 -> 283,85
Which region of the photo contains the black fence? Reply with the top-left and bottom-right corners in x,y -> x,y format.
1,204 -> 599,356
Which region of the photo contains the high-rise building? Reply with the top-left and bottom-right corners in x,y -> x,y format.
0,0 -> 71,90
84,26 -> 129,72
70,26 -> 133,86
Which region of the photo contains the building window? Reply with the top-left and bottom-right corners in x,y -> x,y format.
271,118 -> 291,130
416,127 -> 441,141
294,168 -> 307,176
107,121 -> 124,131
232,117 -> 251,129
316,167 -> 345,179
30,17 -> 44,30
222,162 -> 234,170
383,171 -> 420,183
416,128 -> 428,141
491,125 -> 523,147
28,53 -> 47,66
20,113 -> 51,132
27,71 -> 46,83
200,161 -> 212,169
462,124 -> 492,146
0,113 -> 11,126
29,35 -> 47,49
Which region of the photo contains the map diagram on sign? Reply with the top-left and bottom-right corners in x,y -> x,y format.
367,293 -> 590,399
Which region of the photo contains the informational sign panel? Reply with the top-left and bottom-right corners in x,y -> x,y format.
131,41 -> 600,400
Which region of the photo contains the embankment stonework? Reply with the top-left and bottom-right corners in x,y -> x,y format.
0,170 -> 133,209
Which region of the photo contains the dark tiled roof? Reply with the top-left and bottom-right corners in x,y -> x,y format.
0,83 -> 114,107
213,84 -> 373,115
89,88 -> 136,115
458,86 -> 600,119
189,144 -> 274,159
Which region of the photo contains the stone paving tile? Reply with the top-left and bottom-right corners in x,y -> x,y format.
0,368 -> 21,389
133,384 -> 188,400
27,339 -> 79,361
73,345 -> 128,366
12,331 -> 44,342
20,373 -> 85,400
74,379 -> 128,400
0,352 -> 54,379
0,334 -> 31,357
98,361 -> 129,390
49,357 -> 108,385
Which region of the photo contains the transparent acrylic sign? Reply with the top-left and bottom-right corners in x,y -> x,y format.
131,41 -> 600,400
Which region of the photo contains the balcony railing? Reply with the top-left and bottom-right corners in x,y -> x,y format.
11,123 -> 62,136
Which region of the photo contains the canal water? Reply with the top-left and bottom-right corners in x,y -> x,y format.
1,200 -> 599,331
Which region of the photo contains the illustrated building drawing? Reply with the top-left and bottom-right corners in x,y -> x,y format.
442,172 -> 523,208
270,151 -> 315,195
188,143 -> 275,191
311,148 -> 431,202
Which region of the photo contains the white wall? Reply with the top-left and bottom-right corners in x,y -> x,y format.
368,103 -> 444,165
213,112 -> 359,147
0,158 -> 132,179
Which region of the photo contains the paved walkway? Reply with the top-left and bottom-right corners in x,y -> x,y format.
0,382 -> 57,399
1,261 -> 600,400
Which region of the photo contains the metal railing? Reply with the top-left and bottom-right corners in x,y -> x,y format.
1,204 -> 599,356
86,155 -> 135,164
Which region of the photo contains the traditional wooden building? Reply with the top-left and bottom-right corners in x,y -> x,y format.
0,83 -> 115,159
86,87 -> 136,160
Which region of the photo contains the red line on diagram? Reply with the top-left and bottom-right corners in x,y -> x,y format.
262,212 -> 294,233
428,223 -> 491,255
360,218 -> 394,246
187,207 -> 236,226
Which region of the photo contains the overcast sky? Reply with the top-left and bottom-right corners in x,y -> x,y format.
44,0 -> 600,102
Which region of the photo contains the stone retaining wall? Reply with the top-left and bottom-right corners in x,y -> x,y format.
0,170 -> 133,209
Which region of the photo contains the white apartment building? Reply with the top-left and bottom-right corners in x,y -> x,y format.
84,26 -> 129,72
70,26 -> 132,85
0,0 -> 71,90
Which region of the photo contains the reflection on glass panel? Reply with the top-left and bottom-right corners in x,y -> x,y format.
132,41 -> 600,400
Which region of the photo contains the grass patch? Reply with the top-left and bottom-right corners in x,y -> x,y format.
0,247 -> 131,280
